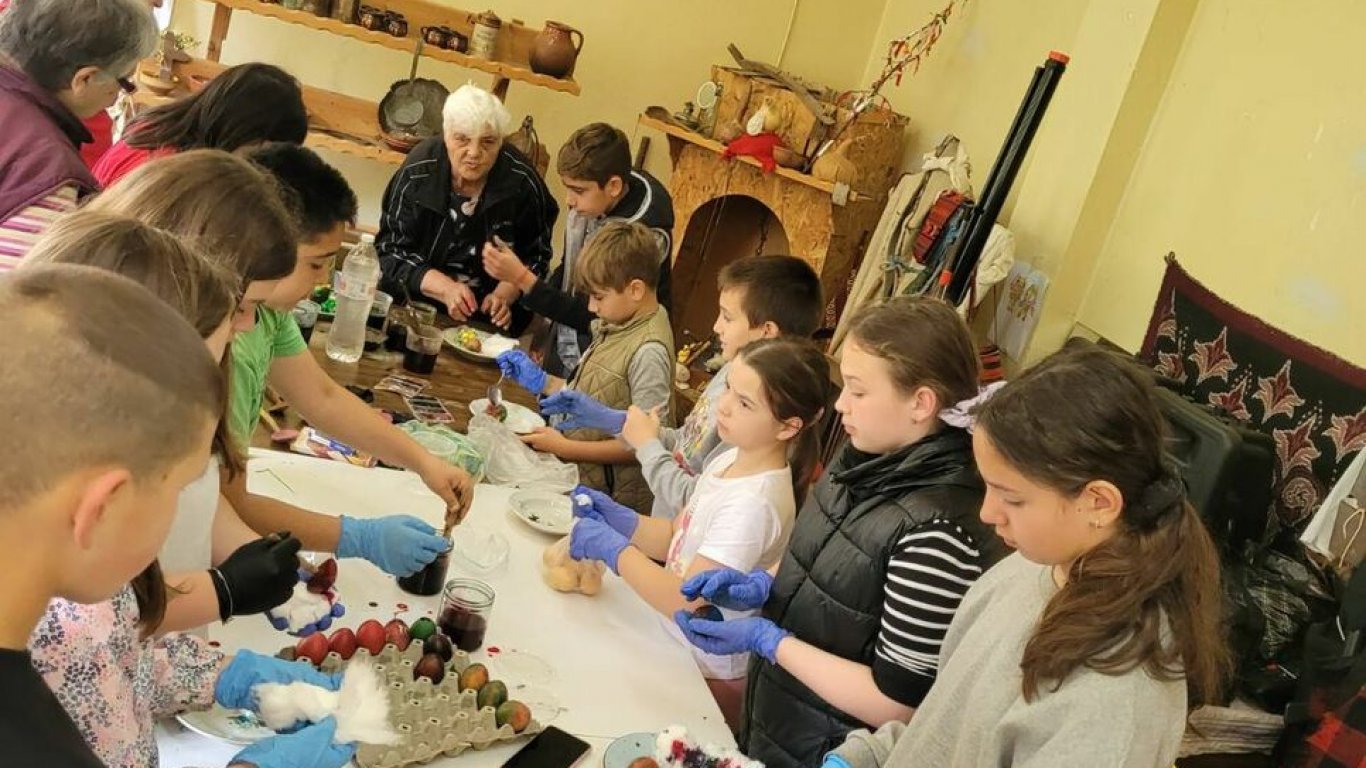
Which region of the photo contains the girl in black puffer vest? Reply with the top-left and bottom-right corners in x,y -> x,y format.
675,297 -> 1008,768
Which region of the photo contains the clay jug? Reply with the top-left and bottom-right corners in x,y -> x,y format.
506,116 -> 550,178
529,21 -> 584,78
812,139 -> 858,185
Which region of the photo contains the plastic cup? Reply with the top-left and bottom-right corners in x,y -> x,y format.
409,301 -> 438,327
368,290 -> 393,331
403,324 -> 442,374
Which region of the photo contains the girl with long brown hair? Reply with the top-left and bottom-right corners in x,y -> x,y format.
567,337 -> 831,727
826,341 -> 1231,768
92,62 -> 307,187
671,297 -> 1007,768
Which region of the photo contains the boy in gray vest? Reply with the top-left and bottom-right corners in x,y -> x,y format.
496,221 -> 675,513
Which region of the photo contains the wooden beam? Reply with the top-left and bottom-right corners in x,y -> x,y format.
490,75 -> 510,102
206,5 -> 233,62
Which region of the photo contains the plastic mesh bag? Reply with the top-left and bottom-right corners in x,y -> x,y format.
466,413 -> 577,492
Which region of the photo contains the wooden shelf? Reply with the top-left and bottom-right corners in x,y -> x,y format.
202,0 -> 580,96
305,130 -> 406,165
637,114 -> 865,202
136,56 -> 408,165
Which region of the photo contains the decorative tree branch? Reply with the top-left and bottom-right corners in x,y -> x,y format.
872,0 -> 965,96
811,0 -> 965,169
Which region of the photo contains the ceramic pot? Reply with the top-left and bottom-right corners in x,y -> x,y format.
445,30 -> 469,52
468,11 -> 501,59
332,0 -> 359,23
422,25 -> 451,48
358,6 -> 386,30
529,21 -> 583,79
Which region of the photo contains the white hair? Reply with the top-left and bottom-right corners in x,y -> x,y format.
441,84 -> 513,139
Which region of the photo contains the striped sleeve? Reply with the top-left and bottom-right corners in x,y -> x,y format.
871,518 -> 984,707
0,185 -> 80,272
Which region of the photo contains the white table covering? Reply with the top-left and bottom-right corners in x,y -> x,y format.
156,450 -> 732,767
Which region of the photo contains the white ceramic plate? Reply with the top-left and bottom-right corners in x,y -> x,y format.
508,490 -> 574,536
176,705 -> 275,745
469,398 -> 546,435
442,326 -> 518,363
603,732 -> 657,768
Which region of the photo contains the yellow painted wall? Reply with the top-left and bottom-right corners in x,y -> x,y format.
1077,0 -> 1366,363
859,0 -> 1089,185
168,0 -> 882,226
856,0 -> 1364,367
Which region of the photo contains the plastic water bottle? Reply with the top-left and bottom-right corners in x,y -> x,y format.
325,234 -> 381,364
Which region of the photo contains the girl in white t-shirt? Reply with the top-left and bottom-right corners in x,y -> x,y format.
569,338 -> 831,726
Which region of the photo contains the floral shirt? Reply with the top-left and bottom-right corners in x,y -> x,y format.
28,586 -> 224,768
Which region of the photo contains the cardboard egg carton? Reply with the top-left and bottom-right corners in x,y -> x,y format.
283,641 -> 543,767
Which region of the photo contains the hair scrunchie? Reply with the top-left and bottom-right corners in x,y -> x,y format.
939,381 -> 1006,433
1134,464 -> 1186,525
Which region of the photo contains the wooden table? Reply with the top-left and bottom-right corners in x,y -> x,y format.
251,319 -> 539,451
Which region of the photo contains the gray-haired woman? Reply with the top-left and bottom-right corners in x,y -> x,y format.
375,83 -> 558,334
0,0 -> 158,268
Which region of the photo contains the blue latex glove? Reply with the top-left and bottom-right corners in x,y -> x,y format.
680,568 -> 774,611
266,569 -> 347,637
821,755 -> 853,768
539,390 -> 626,434
569,517 -> 631,575
570,485 -> 639,538
215,650 -> 342,712
672,611 -> 790,663
496,349 -> 548,394
336,515 -> 447,577
231,717 -> 355,768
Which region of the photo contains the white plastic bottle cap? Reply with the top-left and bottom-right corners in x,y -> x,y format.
360,233 -> 376,244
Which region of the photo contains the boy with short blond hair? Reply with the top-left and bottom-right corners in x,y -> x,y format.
482,122 -> 673,378
543,254 -> 824,518
497,220 -> 675,513
0,264 -> 221,765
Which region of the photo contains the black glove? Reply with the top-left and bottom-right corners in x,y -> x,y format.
210,532 -> 302,621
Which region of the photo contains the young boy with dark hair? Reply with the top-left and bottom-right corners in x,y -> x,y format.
543,255 -> 824,518
483,122 -> 673,378
223,143 -> 474,577
0,265 -> 344,766
497,220 -> 675,514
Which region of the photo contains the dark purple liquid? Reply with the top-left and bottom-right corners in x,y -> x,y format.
439,605 -> 488,652
397,550 -> 449,596
297,322 -> 315,344
367,310 -> 388,331
385,324 -> 408,351
403,348 -> 437,374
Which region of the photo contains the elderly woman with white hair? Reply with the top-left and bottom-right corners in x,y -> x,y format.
0,0 -> 158,269
377,84 -> 557,333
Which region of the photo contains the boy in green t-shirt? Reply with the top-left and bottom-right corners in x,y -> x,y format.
225,144 -> 474,577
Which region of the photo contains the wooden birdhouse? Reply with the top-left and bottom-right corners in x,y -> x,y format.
641,64 -> 908,344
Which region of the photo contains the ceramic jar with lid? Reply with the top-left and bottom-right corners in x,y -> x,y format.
468,11 -> 501,59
